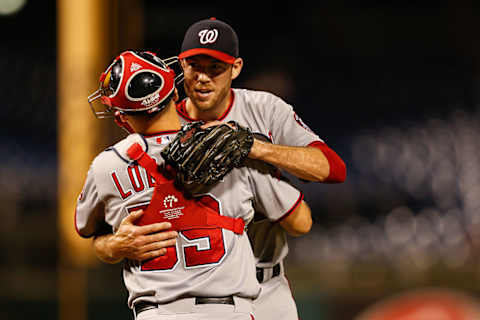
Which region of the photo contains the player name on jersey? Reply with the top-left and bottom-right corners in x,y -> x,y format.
111,164 -> 155,199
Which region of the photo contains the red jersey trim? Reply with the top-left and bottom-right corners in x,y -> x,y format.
308,141 -> 346,183
275,192 -> 304,223
175,89 -> 235,122
217,89 -> 235,120
176,99 -> 192,121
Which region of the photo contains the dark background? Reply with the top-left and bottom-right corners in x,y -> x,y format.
2,1 -> 480,319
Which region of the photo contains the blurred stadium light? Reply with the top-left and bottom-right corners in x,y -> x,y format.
0,0 -> 26,15
354,288 -> 480,320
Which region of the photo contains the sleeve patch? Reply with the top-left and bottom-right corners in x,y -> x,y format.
293,112 -> 314,133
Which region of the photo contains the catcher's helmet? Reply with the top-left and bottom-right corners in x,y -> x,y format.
88,50 -> 182,118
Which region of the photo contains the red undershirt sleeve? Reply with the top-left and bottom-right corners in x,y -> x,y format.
308,141 -> 346,183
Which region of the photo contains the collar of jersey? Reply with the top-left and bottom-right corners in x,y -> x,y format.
142,130 -> 179,138
176,88 -> 235,122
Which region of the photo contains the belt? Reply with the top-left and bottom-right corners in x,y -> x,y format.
256,263 -> 281,284
134,296 -> 234,315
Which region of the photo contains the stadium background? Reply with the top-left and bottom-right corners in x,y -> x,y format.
2,0 -> 480,319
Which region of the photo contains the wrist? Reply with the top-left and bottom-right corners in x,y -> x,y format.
105,234 -> 124,263
248,139 -> 267,160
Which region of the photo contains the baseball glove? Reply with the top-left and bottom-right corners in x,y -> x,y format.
161,120 -> 254,194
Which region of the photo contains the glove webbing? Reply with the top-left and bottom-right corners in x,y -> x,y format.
126,142 -> 245,234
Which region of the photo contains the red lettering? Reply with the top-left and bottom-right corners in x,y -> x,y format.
142,246 -> 179,271
111,172 -> 132,199
127,196 -> 227,271
182,229 -> 225,268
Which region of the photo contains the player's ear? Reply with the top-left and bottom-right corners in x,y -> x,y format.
172,88 -> 179,102
231,58 -> 243,80
117,111 -> 130,125
179,59 -> 187,70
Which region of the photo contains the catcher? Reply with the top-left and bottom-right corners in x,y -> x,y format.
77,50 -> 312,319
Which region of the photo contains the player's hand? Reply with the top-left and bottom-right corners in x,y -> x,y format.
100,210 -> 177,263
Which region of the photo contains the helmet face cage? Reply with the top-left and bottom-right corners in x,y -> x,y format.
88,51 -> 183,119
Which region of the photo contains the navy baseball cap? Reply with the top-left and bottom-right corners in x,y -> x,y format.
179,17 -> 239,64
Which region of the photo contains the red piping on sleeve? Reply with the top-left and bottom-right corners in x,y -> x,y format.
276,192 -> 304,223
308,141 -> 346,183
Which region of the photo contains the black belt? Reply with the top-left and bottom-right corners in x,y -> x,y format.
134,296 -> 234,315
256,263 -> 281,283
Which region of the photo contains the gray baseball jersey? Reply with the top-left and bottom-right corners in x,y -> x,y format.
177,88 -> 322,320
177,88 -> 322,267
75,131 -> 303,309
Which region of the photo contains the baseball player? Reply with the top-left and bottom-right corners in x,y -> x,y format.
77,50 -> 312,320
175,18 -> 347,319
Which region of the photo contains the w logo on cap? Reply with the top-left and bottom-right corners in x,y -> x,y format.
198,29 -> 219,44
